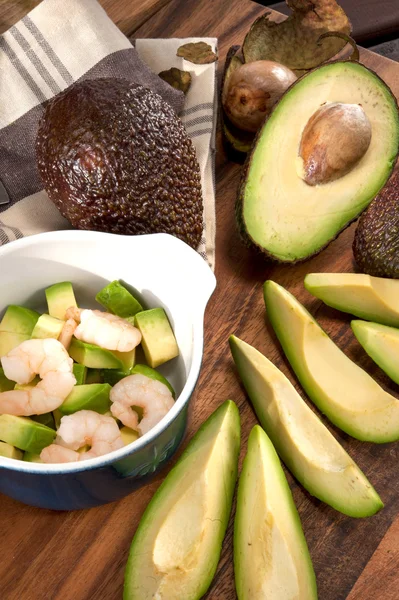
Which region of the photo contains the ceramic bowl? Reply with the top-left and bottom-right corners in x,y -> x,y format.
0,231 -> 216,510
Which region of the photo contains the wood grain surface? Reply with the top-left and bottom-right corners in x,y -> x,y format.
0,1 -> 399,599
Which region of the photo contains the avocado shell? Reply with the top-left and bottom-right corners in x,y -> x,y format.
220,46 -> 255,156
36,78 -> 203,249
353,169 -> 399,278
236,61 -> 399,263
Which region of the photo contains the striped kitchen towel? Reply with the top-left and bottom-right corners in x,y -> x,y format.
0,0 -> 217,270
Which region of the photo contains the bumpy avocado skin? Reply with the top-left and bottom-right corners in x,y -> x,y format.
353,170 -> 399,278
36,78 -> 203,249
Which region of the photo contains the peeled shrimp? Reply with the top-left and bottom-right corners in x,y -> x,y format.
0,338 -> 76,415
58,318 -> 78,350
66,307 -> 141,352
110,373 -> 174,435
40,410 -> 124,463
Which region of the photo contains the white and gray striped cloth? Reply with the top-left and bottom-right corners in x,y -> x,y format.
0,0 -> 217,269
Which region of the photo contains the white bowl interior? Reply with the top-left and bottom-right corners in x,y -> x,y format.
0,231 -> 216,472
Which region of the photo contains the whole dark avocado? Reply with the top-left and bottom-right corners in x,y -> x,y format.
36,78 -> 203,248
353,170 -> 399,278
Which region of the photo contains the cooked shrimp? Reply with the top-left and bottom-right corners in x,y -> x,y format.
110,373 -> 174,435
58,318 -> 78,350
40,410 -> 124,463
67,307 -> 141,352
0,338 -> 76,415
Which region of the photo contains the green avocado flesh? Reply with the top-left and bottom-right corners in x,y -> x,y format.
239,61 -> 399,262
31,314 -> 64,339
124,400 -> 240,600
69,338 -> 135,370
305,273 -> 399,327
45,282 -> 77,320
135,308 -> 179,368
234,426 -> 317,600
0,367 -> 15,392
120,426 -> 139,446
59,383 -> 111,415
96,280 -> 143,317
0,441 -> 23,460
23,451 -> 43,463
264,280 -> 399,442
230,336 -> 382,517
0,332 -> 29,358
73,363 -> 87,385
0,305 -> 39,335
0,415 -> 56,453
31,413 -> 56,430
352,320 -> 399,385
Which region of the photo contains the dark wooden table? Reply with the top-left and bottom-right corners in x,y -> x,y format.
1,1 -> 399,599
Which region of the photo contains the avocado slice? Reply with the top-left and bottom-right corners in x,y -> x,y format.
238,61 -> 399,262
23,451 -> 43,463
0,305 -> 40,335
351,320 -> 399,385
124,400 -> 240,600
0,441 -> 23,460
264,280 -> 399,442
31,314 -> 64,339
120,426 -> 139,446
305,273 -> 399,327
85,368 -> 103,384
0,415 -> 56,453
45,281 -> 77,320
0,367 -> 15,392
134,308 -> 179,368
0,331 -> 29,358
235,426 -> 317,599
73,363 -> 87,385
31,412 -> 56,430
230,335 -> 382,517
103,368 -> 129,387
59,383 -> 111,415
96,280 -> 143,317
69,338 -> 135,370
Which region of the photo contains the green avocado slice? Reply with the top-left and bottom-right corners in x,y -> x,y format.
0,332 -> 30,358
238,61 -> 399,262
96,280 -> 143,317
0,305 -> 40,335
134,308 -> 179,368
0,441 -> 23,460
59,383 -> 112,415
31,314 -> 64,339
264,280 -> 399,443
69,338 -> 135,371
234,426 -> 317,599
45,281 -> 77,320
123,400 -> 240,600
230,335 -> 382,517
352,320 -> 399,385
305,273 -> 399,327
0,415 -> 56,453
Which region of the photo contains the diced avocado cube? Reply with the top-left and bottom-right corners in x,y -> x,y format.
134,308 -> 179,368
0,367 -> 15,392
0,305 -> 40,335
96,280 -> 143,317
23,452 -> 43,463
0,332 -> 29,358
85,368 -> 103,384
45,281 -> 77,320
0,415 -> 56,453
14,376 -> 40,391
120,426 -> 139,446
73,363 -> 87,385
69,338 -> 135,370
0,441 -> 23,460
103,369 -> 129,386
131,364 -> 175,398
31,412 -> 56,430
59,383 -> 112,415
31,314 -> 64,339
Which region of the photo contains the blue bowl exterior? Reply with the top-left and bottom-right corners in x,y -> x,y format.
0,405 -> 187,510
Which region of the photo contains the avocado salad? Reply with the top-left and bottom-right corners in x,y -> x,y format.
0,280 -> 179,463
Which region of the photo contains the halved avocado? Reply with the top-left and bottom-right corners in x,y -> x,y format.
230,336 -> 382,517
235,426 -> 317,599
305,273 -> 399,327
352,320 -> 399,385
238,61 -> 399,262
264,280 -> 399,442
124,400 -> 240,600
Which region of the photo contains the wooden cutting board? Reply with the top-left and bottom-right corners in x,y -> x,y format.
0,1 -> 398,599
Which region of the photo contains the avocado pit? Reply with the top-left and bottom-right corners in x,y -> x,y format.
299,102 -> 372,186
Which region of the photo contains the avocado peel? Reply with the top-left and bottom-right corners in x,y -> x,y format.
158,68 -> 192,94
177,41 -> 217,64
242,1 -> 351,72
